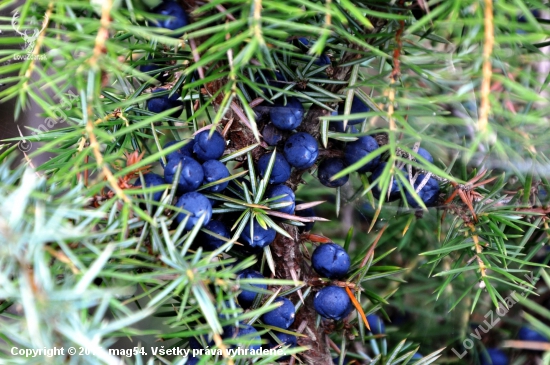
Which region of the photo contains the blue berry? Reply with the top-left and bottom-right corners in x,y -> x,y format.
313,286 -> 353,320
223,324 -> 262,351
164,155 -> 204,193
269,331 -> 297,361
198,220 -> 230,250
311,243 -> 350,279
256,70 -> 287,93
298,37 -> 309,46
318,158 -> 348,188
174,192 -> 212,230
371,162 -> 405,201
265,184 -> 295,215
162,141 -> 182,162
271,331 -> 297,348
344,135 -> 380,173
152,1 -> 189,36
284,133 -> 319,169
539,188 -> 548,203
193,130 -> 225,162
411,353 -> 423,360
366,314 -> 385,335
315,54 -> 331,66
480,348 -> 509,365
237,269 -> 267,308
261,297 -> 296,329
405,174 -> 440,208
518,326 -> 549,342
201,160 -> 230,193
294,38 -> 330,66
241,219 -> 277,248
160,140 -> 194,167
147,88 -> 183,117
338,97 -> 370,125
263,123 -> 285,146
330,121 -> 359,134
416,147 -> 433,164
140,56 -> 169,82
218,300 -> 242,321
184,356 -> 199,365
295,201 -> 315,232
258,152 -> 291,185
270,97 -> 305,131
134,173 -> 166,202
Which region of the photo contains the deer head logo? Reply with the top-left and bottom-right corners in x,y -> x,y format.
11,11 -> 48,54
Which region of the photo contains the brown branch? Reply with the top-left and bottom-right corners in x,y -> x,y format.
479,0 -> 494,133
22,2 -> 54,90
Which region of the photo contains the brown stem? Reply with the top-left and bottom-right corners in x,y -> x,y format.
270,225 -> 332,364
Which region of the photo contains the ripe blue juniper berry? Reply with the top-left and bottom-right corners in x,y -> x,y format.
265,184 -> 295,215
134,173 -> 165,202
318,158 -> 349,188
269,331 -> 297,361
151,0 -> 189,36
201,160 -> 230,193
329,117 -> 359,133
416,147 -> 434,164
237,269 -> 266,308
295,201 -> 315,232
371,162 -> 406,201
140,56 -> 169,82
262,123 -> 286,146
337,97 -> 370,125
313,286 -> 354,321
344,135 -> 380,173
480,348 -> 509,365
174,192 -> 212,230
284,132 -> 319,169
147,88 -> 183,117
164,155 -> 204,193
270,97 -> 305,131
518,326 -> 549,343
405,174 -> 440,208
366,314 -> 385,335
258,152 -> 291,185
294,37 -> 330,67
160,140 -> 194,167
240,219 -> 277,248
261,297 -> 296,329
197,220 -> 230,250
193,130 -> 225,161
311,243 -> 350,279
223,324 -> 262,351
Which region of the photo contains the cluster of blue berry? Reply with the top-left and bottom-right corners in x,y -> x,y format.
479,326 -> 549,365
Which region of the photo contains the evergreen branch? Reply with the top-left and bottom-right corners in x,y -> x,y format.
479,0 -> 494,135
